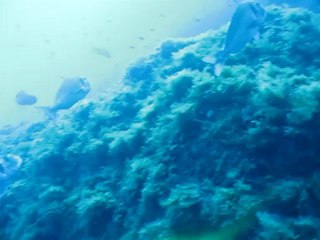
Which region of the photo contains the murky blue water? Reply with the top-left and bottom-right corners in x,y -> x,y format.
1,1 -> 320,240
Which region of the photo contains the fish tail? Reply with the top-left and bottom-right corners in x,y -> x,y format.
214,63 -> 224,76
202,55 -> 217,65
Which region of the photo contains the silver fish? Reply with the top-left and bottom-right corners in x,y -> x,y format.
93,47 -> 111,58
203,1 -> 265,75
223,1 -> 265,55
15,91 -> 37,105
39,77 -> 90,119
53,77 -> 90,111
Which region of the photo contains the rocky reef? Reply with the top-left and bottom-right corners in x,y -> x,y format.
1,6 -> 320,240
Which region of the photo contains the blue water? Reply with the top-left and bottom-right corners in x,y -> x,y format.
1,1 -> 320,240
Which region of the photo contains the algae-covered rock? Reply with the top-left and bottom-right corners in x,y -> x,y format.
1,5 -> 320,240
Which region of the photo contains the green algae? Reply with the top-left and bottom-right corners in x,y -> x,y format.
168,219 -> 254,240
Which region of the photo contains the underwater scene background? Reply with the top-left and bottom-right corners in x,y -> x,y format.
1,1 -> 320,240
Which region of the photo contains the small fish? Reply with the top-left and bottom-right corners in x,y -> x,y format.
138,36 -> 145,40
38,77 -> 91,119
203,1 -> 265,75
49,52 -> 56,57
93,47 -> 111,58
15,91 -> 37,105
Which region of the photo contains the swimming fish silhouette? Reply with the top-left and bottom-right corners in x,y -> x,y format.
39,77 -> 91,119
203,1 -> 265,75
15,91 -> 37,105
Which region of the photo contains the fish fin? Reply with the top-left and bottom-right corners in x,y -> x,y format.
214,63 -> 224,76
202,55 -> 217,65
202,54 -> 224,76
202,49 -> 228,65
